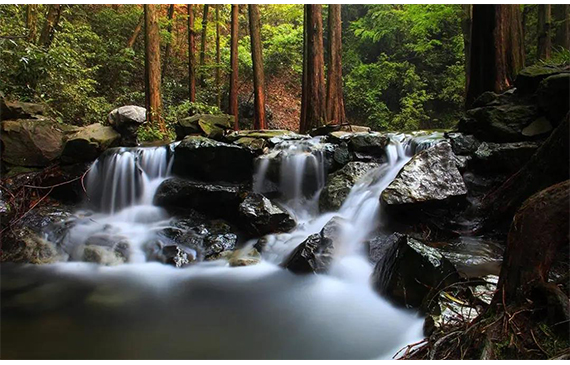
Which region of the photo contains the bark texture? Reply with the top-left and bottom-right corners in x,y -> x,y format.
248,4 -> 267,130
26,4 -> 38,42
39,4 -> 62,48
461,4 -> 473,93
215,5 -> 221,108
229,4 -> 239,130
538,5 -> 552,60
553,5 -> 569,50
326,5 -> 346,126
162,4 -> 176,79
144,4 -> 164,132
199,4 -> 209,70
127,12 -> 144,49
187,4 -> 196,102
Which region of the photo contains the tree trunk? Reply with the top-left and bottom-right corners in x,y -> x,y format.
553,5 -> 570,50
300,8 -> 308,133
199,4 -> 209,86
215,5 -> 222,108
480,114 -> 569,230
38,4 -> 62,48
127,12 -> 144,48
248,4 -> 267,130
461,4 -> 473,96
326,4 -> 346,126
466,5 -> 525,108
299,5 -> 327,133
229,4 -> 239,130
26,4 -> 38,43
538,5 -> 552,60
187,4 -> 196,103
162,4 -> 175,80
144,4 -> 165,133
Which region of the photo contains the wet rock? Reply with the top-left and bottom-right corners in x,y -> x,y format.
382,142 -> 466,205
228,248 -> 262,267
515,64 -> 568,96
82,245 -> 126,266
347,133 -> 389,155
1,119 -> 65,166
175,113 -> 233,140
233,137 -> 268,154
1,227 -> 61,264
0,192 -> 13,229
366,233 -> 399,264
61,123 -> 120,163
459,104 -> 539,142
154,177 -> 242,219
282,217 -> 344,274
537,73 -> 570,124
107,105 -> 146,146
320,161 -> 379,212
224,130 -> 308,146
1,98 -> 45,120
332,142 -> 352,167
372,233 -> 461,311
521,117 -> 553,137
470,141 -> 541,174
238,193 -> 296,236
203,233 -> 238,259
172,135 -> 255,183
445,132 -> 481,155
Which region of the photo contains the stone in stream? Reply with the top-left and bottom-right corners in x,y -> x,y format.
282,216 -> 345,274
444,132 -> 481,156
175,113 -> 234,140
381,142 -> 467,205
347,133 -> 390,155
171,135 -> 255,183
61,123 -> 121,163
470,141 -> 541,174
319,161 -> 380,212
238,193 -> 296,236
107,105 -> 146,146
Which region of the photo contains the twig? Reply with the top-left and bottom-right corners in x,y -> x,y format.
530,329 -> 548,356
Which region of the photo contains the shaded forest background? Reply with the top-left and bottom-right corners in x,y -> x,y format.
1,4 -> 569,139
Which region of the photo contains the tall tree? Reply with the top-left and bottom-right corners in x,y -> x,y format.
466,5 -> 524,107
215,5 -> 222,108
38,4 -> 62,48
537,5 -> 552,60
162,4 -> 176,79
461,5 -> 473,92
187,4 -> 196,102
127,12 -> 144,49
300,5 -> 326,133
199,4 -> 209,86
248,4 -> 267,130
26,4 -> 38,43
553,5 -> 569,50
229,4 -> 239,130
144,4 -> 165,133
326,4 -> 346,125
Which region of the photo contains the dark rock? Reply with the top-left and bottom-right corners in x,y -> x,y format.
144,240 -> 197,267
319,161 -> 379,212
238,193 -> 296,236
175,113 -> 233,140
107,105 -> 146,146
537,73 -> 570,124
372,233 -> 461,311
1,119 -> 66,166
445,132 -> 481,155
515,65 -> 568,96
1,98 -> 46,120
203,233 -> 238,259
347,133 -> 389,155
470,141 -> 541,174
282,216 -> 344,274
459,104 -> 539,142
382,142 -> 467,205
332,142 -> 353,166
521,117 -> 553,137
61,123 -> 120,163
224,130 -> 308,145
232,137 -> 268,155
366,234 -> 399,264
154,177 -> 242,219
171,135 -> 255,183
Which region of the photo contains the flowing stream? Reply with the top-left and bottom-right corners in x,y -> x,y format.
0,133 -> 443,359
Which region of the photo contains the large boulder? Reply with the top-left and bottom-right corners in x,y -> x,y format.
238,193 -> 296,236
445,132 -> 481,156
1,119 -> 65,166
154,177 -> 242,219
382,142 -> 467,205
372,233 -> 461,311
459,104 -> 540,142
319,161 -> 379,212
107,105 -> 146,146
470,141 -> 541,174
514,65 -> 569,96
224,129 -> 308,145
175,113 -> 234,140
0,98 -> 46,120
347,133 -> 389,155
61,123 -> 120,163
537,73 -> 570,124
282,216 -> 344,274
171,135 -> 255,183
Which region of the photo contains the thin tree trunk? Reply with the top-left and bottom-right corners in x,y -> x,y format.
538,5 -> 552,60
326,4 -> 346,126
248,4 -> 267,130
162,4 -> 175,79
229,4 -> 239,130
300,8 -> 308,133
466,5 -> 525,107
38,4 -> 62,48
553,5 -> 569,50
144,4 -> 165,133
127,12 -> 144,48
300,5 -> 326,133
26,4 -> 38,43
215,5 -> 221,108
199,4 -> 209,86
187,4 -> 196,103
461,4 -> 473,97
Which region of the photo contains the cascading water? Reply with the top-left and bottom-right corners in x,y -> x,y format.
1,133 -> 445,360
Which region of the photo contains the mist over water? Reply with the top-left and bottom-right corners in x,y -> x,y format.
1,133 -> 442,359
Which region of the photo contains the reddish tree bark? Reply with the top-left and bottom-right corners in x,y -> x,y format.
229,4 -> 239,130
39,4 -> 62,48
326,4 -> 346,125
215,4 -> 222,108
127,12 -> 144,48
162,4 -> 176,79
187,4 -> 196,103
26,4 -> 38,43
300,5 -> 326,133
199,4 -> 209,86
538,5 -> 552,60
461,5 -> 473,94
144,4 -> 165,133
466,5 -> 525,107
248,4 -> 267,130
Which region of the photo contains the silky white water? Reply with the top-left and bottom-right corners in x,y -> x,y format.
1,133 -> 444,359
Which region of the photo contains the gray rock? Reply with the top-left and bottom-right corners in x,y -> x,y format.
445,132 -> 481,155
515,64 -> 568,96
61,123 -> 121,163
175,113 -> 234,140
382,142 -> 467,205
537,73 -> 570,124
319,161 -> 379,212
82,245 -> 125,266
107,105 -> 146,146
171,135 -> 255,183
348,133 -> 389,155
239,193 -> 296,236
521,117 -> 553,137
471,141 -> 541,174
